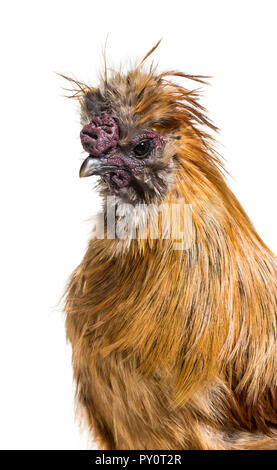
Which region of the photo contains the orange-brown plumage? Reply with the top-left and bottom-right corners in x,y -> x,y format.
64,45 -> 277,449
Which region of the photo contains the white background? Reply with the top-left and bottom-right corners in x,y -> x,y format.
0,0 -> 276,450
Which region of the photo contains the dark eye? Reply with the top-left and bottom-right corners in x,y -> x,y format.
133,139 -> 151,157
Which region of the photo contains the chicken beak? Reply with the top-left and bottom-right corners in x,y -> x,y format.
79,156 -> 118,178
79,156 -> 103,178
79,156 -> 129,178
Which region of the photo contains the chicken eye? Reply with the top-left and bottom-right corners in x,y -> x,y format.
133,139 -> 151,157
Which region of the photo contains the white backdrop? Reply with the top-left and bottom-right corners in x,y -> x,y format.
0,0 -> 276,450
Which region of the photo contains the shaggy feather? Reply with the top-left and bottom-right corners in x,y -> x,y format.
64,48 -> 277,449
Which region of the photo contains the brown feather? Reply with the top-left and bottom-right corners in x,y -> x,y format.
64,56 -> 277,449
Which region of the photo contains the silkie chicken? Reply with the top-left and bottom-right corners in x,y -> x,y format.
64,43 -> 277,450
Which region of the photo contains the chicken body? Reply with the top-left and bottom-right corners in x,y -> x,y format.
64,55 -> 277,449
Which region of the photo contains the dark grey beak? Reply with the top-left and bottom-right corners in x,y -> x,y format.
79,157 -> 102,178
79,156 -> 129,178
79,157 -> 116,178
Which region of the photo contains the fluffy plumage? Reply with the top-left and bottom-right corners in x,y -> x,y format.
64,44 -> 277,449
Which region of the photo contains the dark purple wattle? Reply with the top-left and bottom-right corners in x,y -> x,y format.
80,114 -> 119,157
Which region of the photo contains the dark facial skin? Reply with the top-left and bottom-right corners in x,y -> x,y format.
79,114 -> 165,193
80,114 -> 119,157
